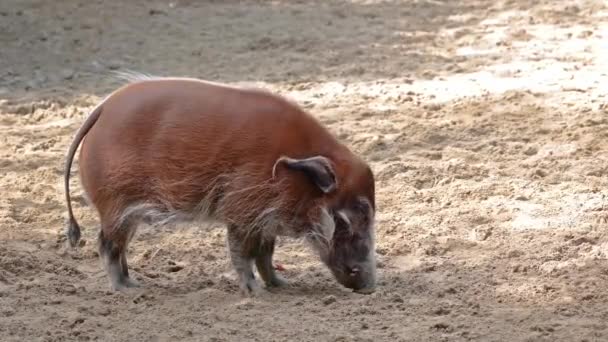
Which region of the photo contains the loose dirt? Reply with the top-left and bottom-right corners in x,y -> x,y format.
1,0 -> 608,341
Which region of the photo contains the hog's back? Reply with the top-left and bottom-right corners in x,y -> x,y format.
78,79 -> 341,213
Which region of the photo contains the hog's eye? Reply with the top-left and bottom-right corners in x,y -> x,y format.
354,199 -> 370,214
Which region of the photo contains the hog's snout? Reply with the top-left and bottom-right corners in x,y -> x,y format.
330,260 -> 376,294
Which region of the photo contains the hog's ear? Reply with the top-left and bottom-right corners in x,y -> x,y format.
273,155 -> 338,193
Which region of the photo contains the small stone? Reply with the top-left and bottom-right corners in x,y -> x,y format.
577,30 -> 593,38
523,146 -> 538,156
512,264 -> 522,273
69,317 -> 85,328
107,62 -> 121,70
166,265 -> 184,273
97,307 -> 111,316
165,260 -> 184,272
432,307 -> 451,316
424,104 -> 442,111
49,298 -> 63,305
63,284 -> 77,294
507,250 -> 523,258
322,295 -> 337,305
62,69 -> 75,80
431,322 -> 451,332
144,271 -> 160,279
132,293 -> 153,304
149,8 -> 167,16
236,301 -> 254,310
1,307 -> 15,317
535,169 -> 548,177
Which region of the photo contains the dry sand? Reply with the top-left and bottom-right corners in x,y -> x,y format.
1,0 -> 608,341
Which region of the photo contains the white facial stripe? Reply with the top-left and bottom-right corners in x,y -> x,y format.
318,207 -> 335,241
337,210 -> 351,227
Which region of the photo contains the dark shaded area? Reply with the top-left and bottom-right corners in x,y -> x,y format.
0,0 -> 598,102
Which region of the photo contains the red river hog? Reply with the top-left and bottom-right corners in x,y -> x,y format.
63,76 -> 377,295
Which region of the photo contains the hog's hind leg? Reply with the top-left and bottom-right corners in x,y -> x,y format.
120,224 -> 139,288
99,221 -> 139,291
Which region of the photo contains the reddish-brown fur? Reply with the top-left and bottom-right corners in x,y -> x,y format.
64,77 -> 376,294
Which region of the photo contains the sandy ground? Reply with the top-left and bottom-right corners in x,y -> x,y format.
1,0 -> 608,341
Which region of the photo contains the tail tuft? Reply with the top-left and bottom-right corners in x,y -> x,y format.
67,217 -> 82,247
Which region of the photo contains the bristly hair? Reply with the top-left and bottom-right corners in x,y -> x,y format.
105,166 -> 337,256
109,69 -> 160,84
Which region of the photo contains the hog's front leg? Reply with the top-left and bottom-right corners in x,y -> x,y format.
254,236 -> 288,288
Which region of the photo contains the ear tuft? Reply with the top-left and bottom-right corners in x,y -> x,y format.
273,155 -> 337,194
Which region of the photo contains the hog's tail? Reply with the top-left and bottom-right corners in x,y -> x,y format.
64,102 -> 105,247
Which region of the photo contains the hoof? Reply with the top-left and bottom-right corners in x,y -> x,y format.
239,278 -> 261,297
110,277 -> 141,292
124,277 -> 140,288
353,286 -> 376,295
265,275 -> 288,288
